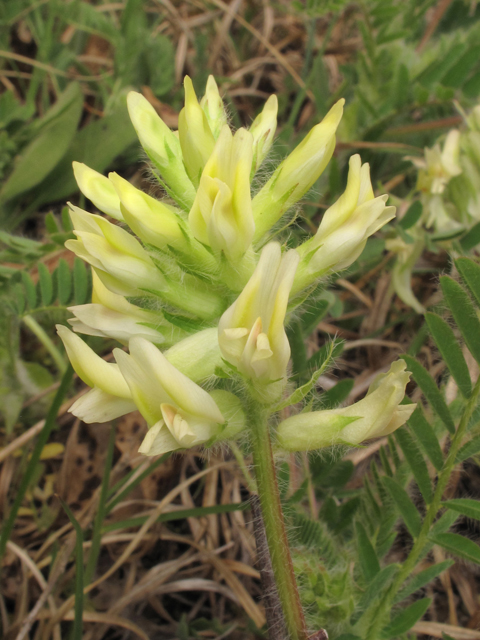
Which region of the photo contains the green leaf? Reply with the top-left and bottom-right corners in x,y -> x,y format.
456,257 -> 480,307
307,339 -> 343,370
379,446 -> 393,477
440,276 -> 480,366
21,271 -> 37,309
395,427 -> 433,504
402,354 -> 455,434
355,563 -> 399,619
31,98 -> 137,209
408,406 -> 444,471
0,84 -> 83,203
383,476 -> 422,537
425,312 -> 472,398
463,73 -> 480,99
73,258 -> 89,305
14,283 -> 25,314
443,498 -> 480,521
286,319 -> 307,377
291,512 -> 339,564
430,532 -> 480,564
380,598 -> 431,638
37,263 -> 54,307
430,509 -> 459,536
335,497 -> 361,533
56,259 -> 72,306
456,434 -> 480,463
275,340 -> 337,411
398,201 -> 422,230
416,42 -> 466,88
355,521 -> 380,581
45,212 -> 60,235
394,560 -> 454,604
300,298 -> 329,336
460,222 -> 480,252
61,206 -> 74,232
441,46 -> 480,88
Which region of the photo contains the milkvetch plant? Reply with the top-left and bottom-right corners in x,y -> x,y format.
58,75 -> 413,640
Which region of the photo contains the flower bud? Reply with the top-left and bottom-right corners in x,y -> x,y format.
73,162 -> 122,220
65,204 -> 166,297
189,125 -> 254,260
56,324 -> 136,423
113,337 -> 225,455
292,155 -> 395,293
108,172 -> 186,250
218,242 -> 299,387
276,360 -> 416,451
178,76 -> 216,187
249,94 -> 278,173
200,75 -> 228,139
68,271 -> 185,344
252,100 -> 344,241
127,91 -> 196,209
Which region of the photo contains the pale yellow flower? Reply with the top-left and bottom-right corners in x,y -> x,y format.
218,242 -> 299,384
277,360 -> 415,451
252,100 -> 344,241
189,125 -> 254,260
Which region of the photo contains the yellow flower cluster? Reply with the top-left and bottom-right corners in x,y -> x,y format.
58,76 -> 411,455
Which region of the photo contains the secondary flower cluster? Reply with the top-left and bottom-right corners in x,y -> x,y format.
388,102 -> 480,313
58,76 -> 413,456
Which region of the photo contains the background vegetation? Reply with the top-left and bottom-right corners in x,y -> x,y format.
1,0 -> 480,638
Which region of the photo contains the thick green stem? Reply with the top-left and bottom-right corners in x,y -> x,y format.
249,402 -> 308,640
365,375 -> 480,640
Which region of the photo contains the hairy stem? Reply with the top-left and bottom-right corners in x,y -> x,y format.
365,374 -> 480,640
249,401 -> 308,640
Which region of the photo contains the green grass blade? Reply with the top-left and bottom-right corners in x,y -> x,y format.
84,424 -> 115,585
106,453 -> 170,514
0,365 -> 74,564
59,498 -> 84,640
102,502 -> 248,534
